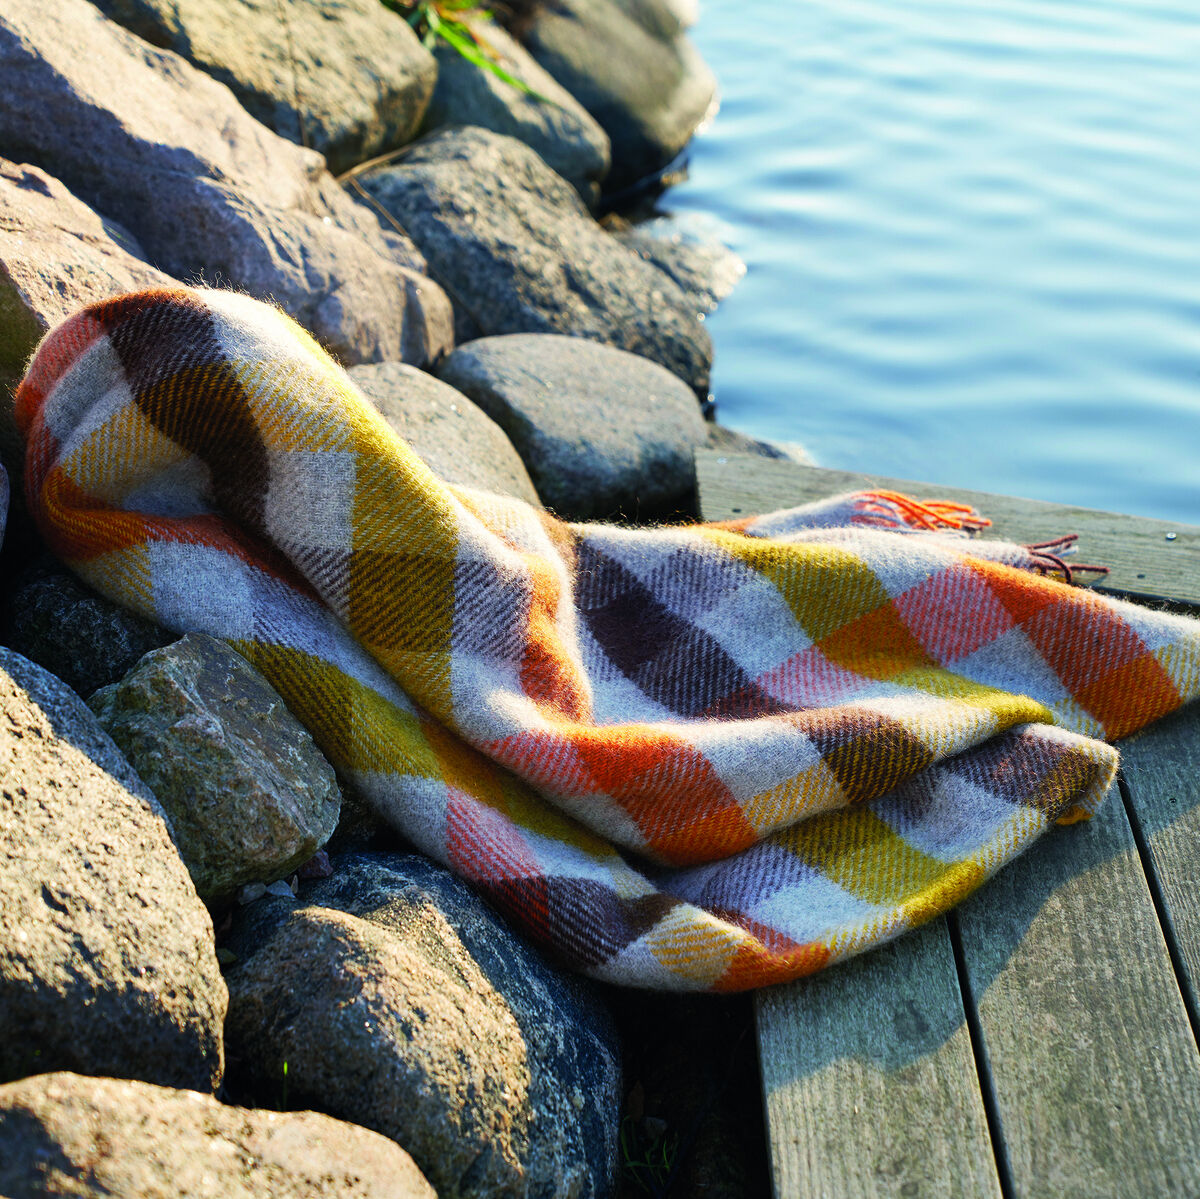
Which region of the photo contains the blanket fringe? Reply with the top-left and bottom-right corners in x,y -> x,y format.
1023,535 -> 1110,585
856,489 -> 993,532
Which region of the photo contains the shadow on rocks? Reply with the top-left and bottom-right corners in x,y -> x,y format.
222,850 -> 623,1199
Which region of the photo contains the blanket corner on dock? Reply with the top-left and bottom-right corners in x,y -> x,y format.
16,287 -> 1200,991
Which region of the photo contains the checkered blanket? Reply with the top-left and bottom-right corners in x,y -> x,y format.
17,289 -> 1200,990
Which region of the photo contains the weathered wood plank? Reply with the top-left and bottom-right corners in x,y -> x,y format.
756,919 -> 1001,1199
953,779 -> 1200,1198
696,451 -> 1200,606
1117,702 -> 1200,1019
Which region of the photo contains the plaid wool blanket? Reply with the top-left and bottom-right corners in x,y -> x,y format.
17,288 -> 1200,991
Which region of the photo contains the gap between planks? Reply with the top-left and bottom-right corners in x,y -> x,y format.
1117,702 -> 1200,1043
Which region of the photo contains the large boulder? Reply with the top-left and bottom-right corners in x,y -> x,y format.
89,634 -> 341,901
0,1072 -> 435,1199
0,0 -> 453,366
225,852 -> 622,1199
91,0 -> 437,176
0,159 -> 172,394
437,333 -> 708,519
524,0 -> 717,191
0,648 -> 226,1092
348,361 -> 542,505
359,125 -> 712,392
425,15 -> 610,202
3,565 -> 174,699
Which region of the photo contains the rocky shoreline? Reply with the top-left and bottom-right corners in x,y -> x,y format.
0,1 -> 781,1194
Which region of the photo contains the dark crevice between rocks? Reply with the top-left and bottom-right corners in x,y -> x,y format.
596,146 -> 693,221
493,0 -> 550,41
606,989 -> 771,1199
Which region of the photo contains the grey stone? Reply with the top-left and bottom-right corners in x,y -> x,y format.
393,266 -> 457,369
0,159 -> 175,519
524,0 -> 717,191
89,633 -> 341,901
613,0 -> 699,36
0,0 -> 453,367
91,0 -> 437,176
0,1072 -> 436,1199
4,566 -> 174,699
425,16 -> 610,202
360,125 -> 712,391
225,904 -> 533,1199
0,159 -> 172,389
226,851 -> 622,1199
238,882 -> 270,906
0,648 -> 226,1092
615,213 -> 745,317
348,361 -> 541,505
437,333 -> 708,519
706,422 -> 815,466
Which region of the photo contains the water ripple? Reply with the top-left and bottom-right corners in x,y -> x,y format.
672,0 -> 1200,521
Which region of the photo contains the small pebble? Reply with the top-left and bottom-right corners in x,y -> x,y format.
298,850 -> 334,880
265,879 -> 297,899
641,1116 -> 669,1139
237,882 -> 267,905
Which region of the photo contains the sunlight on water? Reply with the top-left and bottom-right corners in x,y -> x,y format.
670,0 -> 1200,521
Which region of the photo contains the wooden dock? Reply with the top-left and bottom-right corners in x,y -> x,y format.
697,450 -> 1200,1199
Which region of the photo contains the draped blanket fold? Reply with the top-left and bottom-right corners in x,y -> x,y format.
17,288 -> 1200,991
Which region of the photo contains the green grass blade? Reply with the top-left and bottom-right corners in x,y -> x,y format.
437,18 -> 556,103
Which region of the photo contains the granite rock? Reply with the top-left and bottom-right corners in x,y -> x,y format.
0,648 -> 226,1092
89,634 -> 341,901
225,904 -> 533,1199
438,332 -> 708,519
91,0 -> 437,176
0,0 -> 451,366
226,851 -> 622,1199
359,125 -> 712,391
524,0 -> 716,191
0,1072 -> 435,1199
614,213 -> 745,317
348,361 -> 541,505
3,565 -> 174,699
425,15 -> 610,202
0,159 -> 172,394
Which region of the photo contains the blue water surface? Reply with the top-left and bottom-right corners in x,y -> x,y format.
669,0 -> 1200,522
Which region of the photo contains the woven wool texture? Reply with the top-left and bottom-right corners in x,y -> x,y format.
17,288 -> 1200,991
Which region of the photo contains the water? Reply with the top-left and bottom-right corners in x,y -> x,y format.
668,0 -> 1200,522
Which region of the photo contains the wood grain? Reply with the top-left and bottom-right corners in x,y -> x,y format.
756,920 -> 1001,1199
953,781 -> 1200,1198
697,451 -> 1200,605
1117,702 -> 1200,1015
